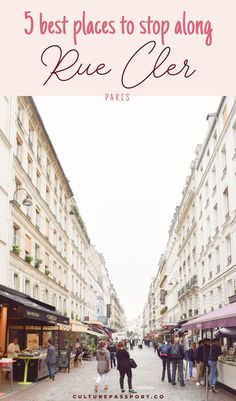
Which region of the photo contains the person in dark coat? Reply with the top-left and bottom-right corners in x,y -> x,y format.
108,341 -> 117,368
170,338 -> 185,386
45,338 -> 57,381
158,341 -> 172,382
202,338 -> 211,383
208,339 -> 223,393
116,342 -> 136,393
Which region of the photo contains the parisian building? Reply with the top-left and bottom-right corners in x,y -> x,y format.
0,96 -> 124,331
143,96 -> 236,337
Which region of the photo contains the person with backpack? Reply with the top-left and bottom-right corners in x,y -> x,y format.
158,341 -> 172,382
170,337 -> 185,386
208,339 -> 223,393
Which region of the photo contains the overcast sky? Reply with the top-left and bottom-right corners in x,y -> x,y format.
34,96 -> 220,321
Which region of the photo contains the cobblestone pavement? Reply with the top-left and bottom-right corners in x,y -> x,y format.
2,346 -> 235,401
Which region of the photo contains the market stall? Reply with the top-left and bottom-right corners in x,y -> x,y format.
182,302 -> 236,394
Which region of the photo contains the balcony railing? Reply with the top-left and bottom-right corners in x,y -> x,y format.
178,275 -> 199,299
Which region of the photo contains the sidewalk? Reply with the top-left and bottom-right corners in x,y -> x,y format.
1,346 -> 235,401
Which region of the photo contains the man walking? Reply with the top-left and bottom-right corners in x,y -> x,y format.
170,338 -> 185,386
158,341 -> 172,382
195,340 -> 204,385
108,340 -> 117,368
208,339 -> 223,393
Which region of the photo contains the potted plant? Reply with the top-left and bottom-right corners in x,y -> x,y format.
45,266 -> 50,275
25,255 -> 33,264
34,258 -> 42,268
12,244 -> 21,255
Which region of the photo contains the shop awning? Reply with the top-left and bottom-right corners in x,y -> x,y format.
0,287 -> 69,325
182,303 -> 236,330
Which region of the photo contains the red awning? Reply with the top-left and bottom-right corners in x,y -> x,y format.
182,303 -> 236,330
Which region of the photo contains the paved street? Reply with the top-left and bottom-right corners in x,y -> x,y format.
2,347 -> 235,401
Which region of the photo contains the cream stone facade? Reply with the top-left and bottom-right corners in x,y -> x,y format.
0,96 -> 122,330
143,96 -> 236,336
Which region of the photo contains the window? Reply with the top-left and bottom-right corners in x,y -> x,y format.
27,154 -> 33,178
36,206 -> 40,229
54,174 -> 58,195
46,186 -> 50,205
16,134 -> 23,162
59,236 -> 62,253
45,218 -> 50,239
53,261 -> 57,279
13,224 -> 20,245
53,229 -> 57,247
222,105 -> 228,125
212,166 -> 217,195
25,279 -> 30,295
221,145 -> 227,177
53,294 -> 57,307
215,246 -> 220,273
223,187 -> 229,219
14,273 -> 19,290
45,253 -> 49,271
33,284 -> 39,299
45,289 -> 49,303
225,234 -> 232,265
36,169 -> 41,191
35,243 -> 40,260
14,178 -> 21,204
54,200 -> 57,218
25,234 -> 31,255
17,102 -> 23,124
28,123 -> 34,149
46,158 -> 51,180
37,140 -> 42,165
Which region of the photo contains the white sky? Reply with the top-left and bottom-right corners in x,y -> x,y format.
34,96 -> 220,321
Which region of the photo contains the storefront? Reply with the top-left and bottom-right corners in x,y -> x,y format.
182,302 -> 236,394
0,285 -> 69,381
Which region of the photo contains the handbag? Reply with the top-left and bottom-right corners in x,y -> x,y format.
130,358 -> 137,369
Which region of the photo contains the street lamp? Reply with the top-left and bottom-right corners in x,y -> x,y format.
168,277 -> 178,286
10,188 -> 33,207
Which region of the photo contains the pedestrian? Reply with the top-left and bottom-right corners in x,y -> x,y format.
137,339 -> 143,349
74,338 -> 82,364
170,337 -> 185,386
195,340 -> 204,385
202,338 -> 211,384
188,342 -> 196,381
45,338 -> 57,381
116,342 -> 136,393
208,339 -> 223,393
95,341 -> 110,392
7,337 -> 20,358
108,340 -> 117,368
158,341 -> 172,383
130,339 -> 134,350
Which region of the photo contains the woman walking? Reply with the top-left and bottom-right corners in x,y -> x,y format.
188,342 -> 196,381
116,342 -> 136,393
95,341 -> 111,392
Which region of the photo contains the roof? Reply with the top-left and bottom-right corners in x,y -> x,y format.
182,303 -> 236,330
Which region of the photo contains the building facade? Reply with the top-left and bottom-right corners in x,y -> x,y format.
143,96 -> 236,337
0,96 -> 123,331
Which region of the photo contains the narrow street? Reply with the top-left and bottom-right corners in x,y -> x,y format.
2,346 -> 235,401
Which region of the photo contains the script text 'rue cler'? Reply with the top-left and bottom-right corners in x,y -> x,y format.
41,41 -> 196,89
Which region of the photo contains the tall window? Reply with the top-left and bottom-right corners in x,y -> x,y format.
35,243 -> 40,260
16,134 -> 23,162
46,186 -> 50,206
36,170 -> 41,191
25,234 -> 31,255
215,246 -> 220,273
45,253 -> 49,272
28,123 -> 34,150
33,284 -> 39,299
13,224 -> 20,245
46,158 -> 51,180
222,105 -> 228,125
25,279 -> 30,295
37,140 -> 42,165
45,218 -> 50,239
14,273 -> 19,290
53,229 -> 57,247
54,174 -> 58,195
225,234 -> 232,265
221,145 -> 227,177
27,154 -> 33,178
36,206 -> 40,229
223,187 -> 229,220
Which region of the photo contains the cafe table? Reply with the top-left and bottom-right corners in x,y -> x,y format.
0,359 -> 16,393
16,356 -> 39,385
